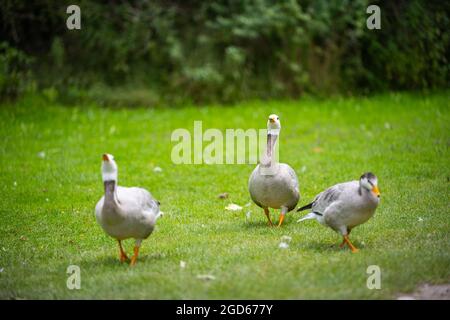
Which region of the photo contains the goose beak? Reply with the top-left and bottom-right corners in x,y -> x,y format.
269,118 -> 275,123
102,154 -> 109,161
372,185 -> 381,197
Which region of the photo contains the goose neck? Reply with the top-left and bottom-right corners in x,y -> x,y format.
104,180 -> 119,207
265,133 -> 278,164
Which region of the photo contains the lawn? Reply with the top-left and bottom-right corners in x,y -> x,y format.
0,92 -> 449,299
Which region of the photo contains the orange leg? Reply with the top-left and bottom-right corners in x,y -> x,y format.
277,207 -> 288,227
130,244 -> 141,266
118,240 -> 129,262
278,214 -> 286,227
264,208 -> 273,226
343,235 -> 359,253
339,229 -> 351,248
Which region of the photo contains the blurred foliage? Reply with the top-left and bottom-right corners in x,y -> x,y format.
0,42 -> 34,100
0,0 -> 448,106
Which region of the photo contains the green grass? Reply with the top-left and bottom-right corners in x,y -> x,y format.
0,92 -> 449,299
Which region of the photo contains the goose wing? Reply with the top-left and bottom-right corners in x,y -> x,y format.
116,187 -> 159,214
285,164 -> 299,194
311,182 -> 349,214
282,164 -> 300,210
116,187 -> 161,239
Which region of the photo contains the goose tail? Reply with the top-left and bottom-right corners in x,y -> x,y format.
297,212 -> 319,223
297,202 -> 313,212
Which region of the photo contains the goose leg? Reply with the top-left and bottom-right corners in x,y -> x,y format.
277,207 -> 288,227
343,235 -> 359,253
339,229 -> 351,248
130,239 -> 142,266
118,240 -> 129,262
264,208 -> 273,226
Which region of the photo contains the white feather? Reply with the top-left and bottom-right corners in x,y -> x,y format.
102,171 -> 117,181
297,212 -> 317,222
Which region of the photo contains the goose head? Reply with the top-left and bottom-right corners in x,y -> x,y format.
359,172 -> 380,198
267,114 -> 281,151
267,114 -> 281,135
102,153 -> 118,182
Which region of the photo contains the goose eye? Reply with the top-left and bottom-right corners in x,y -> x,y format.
277,117 -> 279,120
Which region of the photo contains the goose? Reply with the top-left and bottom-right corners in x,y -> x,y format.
95,154 -> 161,265
248,114 -> 300,226
297,172 -> 381,253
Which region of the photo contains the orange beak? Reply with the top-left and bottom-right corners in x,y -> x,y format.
372,185 -> 381,197
269,118 -> 275,123
102,154 -> 109,161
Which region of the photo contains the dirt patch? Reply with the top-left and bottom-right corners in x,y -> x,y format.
397,283 -> 450,300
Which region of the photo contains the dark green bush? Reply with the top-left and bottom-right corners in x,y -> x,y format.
0,0 -> 448,105
0,42 -> 34,100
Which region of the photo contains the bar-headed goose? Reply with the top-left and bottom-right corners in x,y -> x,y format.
297,172 -> 381,252
95,154 -> 161,265
248,114 -> 300,226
